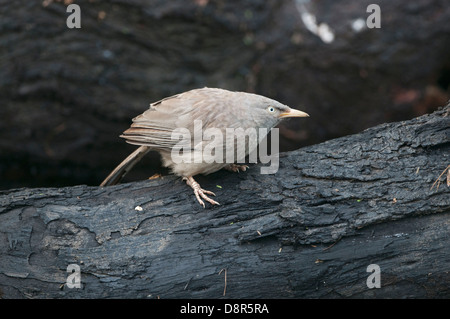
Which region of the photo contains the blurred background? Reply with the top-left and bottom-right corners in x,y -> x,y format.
0,0 -> 449,190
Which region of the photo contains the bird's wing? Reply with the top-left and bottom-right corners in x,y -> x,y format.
121,88 -> 232,151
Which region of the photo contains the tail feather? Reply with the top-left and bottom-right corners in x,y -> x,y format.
100,146 -> 151,186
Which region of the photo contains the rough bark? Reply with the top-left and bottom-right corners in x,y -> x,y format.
0,105 -> 449,299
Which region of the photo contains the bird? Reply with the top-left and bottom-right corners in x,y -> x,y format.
100,87 -> 309,207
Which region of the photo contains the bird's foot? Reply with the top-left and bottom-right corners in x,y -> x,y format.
224,164 -> 249,173
148,173 -> 162,180
183,176 -> 220,208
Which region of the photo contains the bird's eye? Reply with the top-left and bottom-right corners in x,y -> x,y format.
267,106 -> 275,113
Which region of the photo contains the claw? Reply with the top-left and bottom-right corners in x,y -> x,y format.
224,164 -> 249,173
183,176 -> 220,207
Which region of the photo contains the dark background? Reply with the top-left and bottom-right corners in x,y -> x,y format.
1,0 -> 449,190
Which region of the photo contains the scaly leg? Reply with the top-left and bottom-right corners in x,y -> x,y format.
183,176 -> 220,208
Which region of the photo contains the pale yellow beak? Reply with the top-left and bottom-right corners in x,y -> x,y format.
279,108 -> 309,118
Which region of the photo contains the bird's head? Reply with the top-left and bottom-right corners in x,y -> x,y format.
247,94 -> 309,129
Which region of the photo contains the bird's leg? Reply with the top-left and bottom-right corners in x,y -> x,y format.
183,176 -> 220,208
224,164 -> 249,173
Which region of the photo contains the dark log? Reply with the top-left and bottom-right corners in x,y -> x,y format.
0,104 -> 449,299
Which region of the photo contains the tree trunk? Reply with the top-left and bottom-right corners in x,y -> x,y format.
0,104 -> 449,299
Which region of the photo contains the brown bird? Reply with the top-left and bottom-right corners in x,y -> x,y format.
100,87 -> 309,207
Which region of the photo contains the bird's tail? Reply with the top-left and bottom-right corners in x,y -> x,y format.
100,145 -> 151,186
